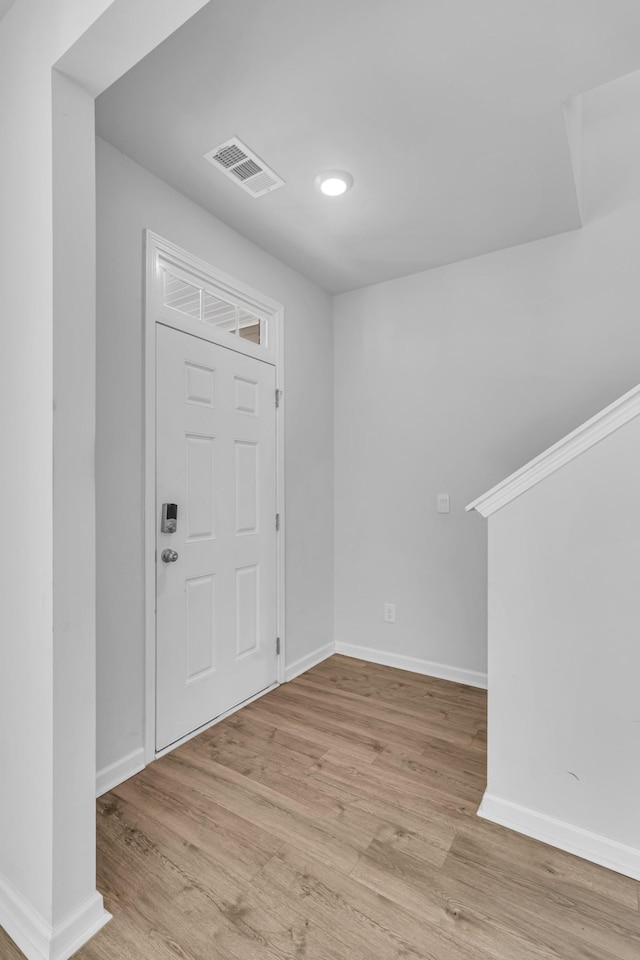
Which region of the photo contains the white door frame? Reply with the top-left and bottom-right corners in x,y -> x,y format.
143,230 -> 285,764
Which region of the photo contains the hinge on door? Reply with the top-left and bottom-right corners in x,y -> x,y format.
276,637 -> 281,656
275,388 -> 282,408
276,513 -> 280,531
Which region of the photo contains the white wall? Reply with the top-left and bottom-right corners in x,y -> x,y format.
52,69 -> 100,929
484,414 -> 640,876
0,0 -> 115,946
95,138 -> 334,776
0,3 -> 210,958
333,68 -> 640,682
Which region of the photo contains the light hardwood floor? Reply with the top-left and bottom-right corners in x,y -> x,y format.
2,654 -> 639,959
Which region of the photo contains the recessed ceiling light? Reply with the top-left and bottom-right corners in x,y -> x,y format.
315,170 -> 354,197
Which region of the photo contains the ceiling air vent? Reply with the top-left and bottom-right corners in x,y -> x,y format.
204,137 -> 285,198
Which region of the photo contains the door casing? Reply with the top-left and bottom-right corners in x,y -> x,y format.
143,230 -> 285,764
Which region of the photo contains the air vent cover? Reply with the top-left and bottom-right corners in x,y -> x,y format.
204,137 -> 285,198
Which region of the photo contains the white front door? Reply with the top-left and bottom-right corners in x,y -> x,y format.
156,322 -> 278,752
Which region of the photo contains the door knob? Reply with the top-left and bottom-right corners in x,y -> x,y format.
161,549 -> 179,564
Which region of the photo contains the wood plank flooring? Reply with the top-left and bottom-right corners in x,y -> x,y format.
2,654 -> 639,959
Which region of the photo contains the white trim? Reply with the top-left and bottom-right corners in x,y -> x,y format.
96,748 -> 146,798
151,235 -> 282,361
143,231 -> 286,765
478,792 -> 640,881
0,874 -> 110,960
143,231 -> 156,765
275,331 -> 286,689
154,682 -> 278,759
466,383 -> 640,517
334,642 -> 487,689
49,896 -> 111,960
285,643 -> 335,682
0,871 -> 52,960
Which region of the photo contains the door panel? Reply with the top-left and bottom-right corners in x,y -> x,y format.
156,323 -> 277,751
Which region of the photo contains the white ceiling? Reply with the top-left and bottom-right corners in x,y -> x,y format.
0,0 -> 16,21
96,0 -> 640,294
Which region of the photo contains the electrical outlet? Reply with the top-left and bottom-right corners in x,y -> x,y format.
384,603 -> 396,623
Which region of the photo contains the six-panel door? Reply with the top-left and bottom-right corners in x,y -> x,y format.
156,322 -> 277,751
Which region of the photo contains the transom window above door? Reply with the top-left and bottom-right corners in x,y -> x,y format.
161,265 -> 266,347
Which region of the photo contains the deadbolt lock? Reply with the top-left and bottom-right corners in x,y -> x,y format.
161,502 -> 178,534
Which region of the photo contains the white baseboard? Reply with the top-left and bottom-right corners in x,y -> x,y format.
334,641 -> 487,689
479,792 -> 640,881
0,872 -> 110,960
50,895 -> 111,960
285,643 -> 335,682
96,747 -> 145,798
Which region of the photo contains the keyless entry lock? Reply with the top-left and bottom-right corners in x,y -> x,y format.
161,502 -> 178,534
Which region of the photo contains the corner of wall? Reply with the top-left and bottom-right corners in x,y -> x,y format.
0,873 -> 110,960
285,642 -> 335,682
